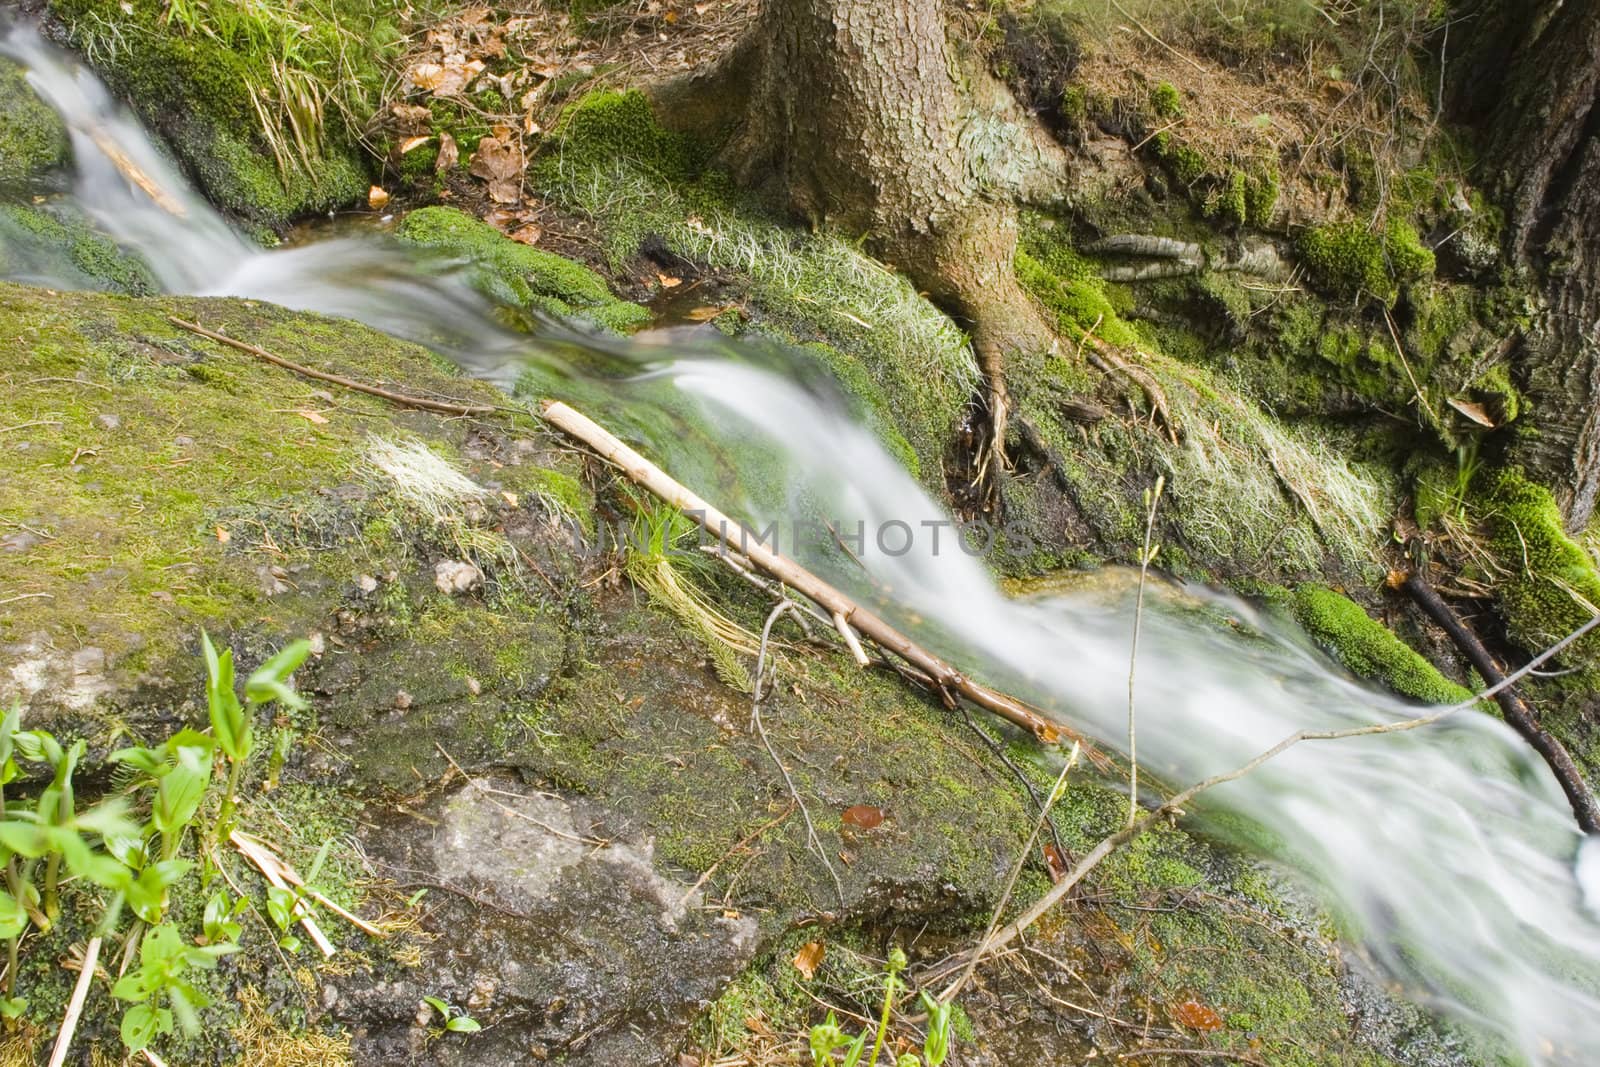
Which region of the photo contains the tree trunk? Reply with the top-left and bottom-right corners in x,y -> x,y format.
655,0 -> 1068,463
1449,0 -> 1600,530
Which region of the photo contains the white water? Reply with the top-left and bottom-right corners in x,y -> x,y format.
6,26 -> 1600,1062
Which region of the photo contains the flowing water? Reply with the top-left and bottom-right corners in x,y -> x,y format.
6,25 -> 1600,1063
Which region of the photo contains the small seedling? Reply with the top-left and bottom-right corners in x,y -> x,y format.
423,996 -> 483,1033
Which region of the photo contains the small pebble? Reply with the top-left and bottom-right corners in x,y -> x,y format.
357,574 -> 379,594
393,690 -> 412,710
92,413 -> 120,430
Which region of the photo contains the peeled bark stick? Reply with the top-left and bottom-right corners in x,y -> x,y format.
46,936 -> 101,1067
1397,571 -> 1600,833
538,399 -> 1063,744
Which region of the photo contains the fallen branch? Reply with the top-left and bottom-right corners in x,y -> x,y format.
1396,570 -> 1600,833
941,610 -> 1600,988
167,317 -> 496,417
537,399 -> 1066,744
45,936 -> 101,1067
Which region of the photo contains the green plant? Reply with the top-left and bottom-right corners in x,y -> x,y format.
112,922 -> 240,1051
807,949 -> 954,1067
204,631 -> 310,837
423,995 -> 483,1033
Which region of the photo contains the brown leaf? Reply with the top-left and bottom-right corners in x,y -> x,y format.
657,274 -> 682,288
436,131 -> 460,172
1043,843 -> 1069,883
215,526 -> 231,545
1172,999 -> 1224,1032
398,135 -> 433,155
390,103 -> 433,131
469,135 -> 524,204
296,410 -> 331,425
1447,397 -> 1496,428
683,305 -> 727,322
509,224 -> 543,246
792,941 -> 824,980
367,185 -> 390,210
840,805 -> 884,830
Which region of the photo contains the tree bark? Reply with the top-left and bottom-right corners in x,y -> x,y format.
655,0 -> 1069,461
1449,0 -> 1600,530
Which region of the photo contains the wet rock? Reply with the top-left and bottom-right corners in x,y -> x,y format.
347,779 -> 759,1066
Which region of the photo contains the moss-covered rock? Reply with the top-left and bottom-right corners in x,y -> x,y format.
0,201 -> 157,293
1479,466 -> 1600,669
1289,584 -> 1475,704
1298,218 -> 1435,302
541,88 -> 699,183
0,58 -> 69,184
47,0 -> 391,229
393,205 -> 649,331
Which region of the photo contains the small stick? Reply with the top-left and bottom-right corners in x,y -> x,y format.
538,400 -> 1063,744
166,317 -> 496,417
754,600 -> 846,907
832,611 -> 870,666
1396,571 -> 1600,833
229,832 -> 336,957
46,935 -> 101,1067
967,611 -> 1600,964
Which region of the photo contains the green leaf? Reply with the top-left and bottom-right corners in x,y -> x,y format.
266,886 -> 298,931
0,822 -> 50,858
245,639 -> 311,710
0,890 -> 28,940
203,632 -> 249,761
120,1002 -> 162,1051
0,703 -> 19,769
423,996 -> 450,1018
305,838 -> 334,887
0,996 -> 27,1020
446,1015 -> 482,1033
152,747 -> 211,836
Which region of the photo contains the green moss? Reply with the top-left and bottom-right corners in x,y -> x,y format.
394,206 -> 648,331
1479,467 -> 1600,668
542,89 -> 697,184
1208,170 -> 1250,228
1154,131 -> 1207,185
1016,249 -> 1140,349
1299,219 -> 1435,301
1384,218 -> 1435,282
0,202 -> 157,294
1150,81 -> 1183,119
1245,166 -> 1279,227
1298,221 -> 1392,300
48,0 -> 394,228
1290,584 -> 1473,704
0,59 -> 70,183
1060,84 -> 1089,125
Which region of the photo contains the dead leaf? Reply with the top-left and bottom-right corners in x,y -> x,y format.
469,134 -> 524,204
1172,999 -> 1224,1032
398,135 -> 433,155
500,491 -> 520,508
1447,397 -> 1496,427
683,305 -> 726,322
367,185 -> 390,210
657,274 -> 682,288
407,57 -> 486,96
1043,843 -> 1069,883
436,131 -> 460,172
390,103 -> 433,131
840,805 -> 884,830
523,114 -> 543,136
792,941 -> 824,980
296,410 -> 331,425
215,526 -> 231,545
509,224 -> 543,245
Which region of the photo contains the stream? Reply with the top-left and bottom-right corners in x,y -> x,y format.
5,24 -> 1600,1064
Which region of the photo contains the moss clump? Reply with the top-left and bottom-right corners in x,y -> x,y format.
48,0 -> 394,228
1290,584 -> 1473,704
1150,81 -> 1183,119
1479,467 -> 1600,667
1384,218 -> 1435,282
1016,249 -> 1141,349
0,202 -> 157,294
1245,166 -> 1279,226
1153,131 -> 1207,185
1208,170 -> 1250,227
0,59 -> 69,183
394,206 -> 649,331
1298,221 -> 1390,300
1298,219 -> 1435,301
542,89 -> 697,184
